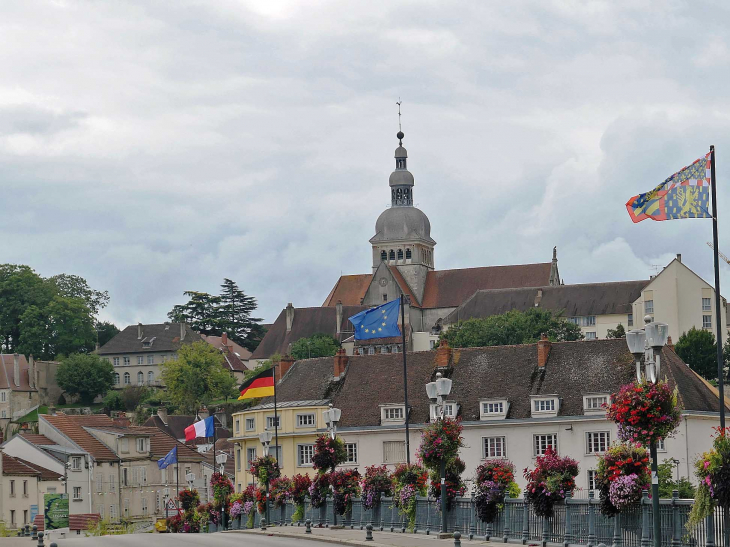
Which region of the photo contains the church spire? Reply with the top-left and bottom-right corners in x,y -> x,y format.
390,102 -> 414,207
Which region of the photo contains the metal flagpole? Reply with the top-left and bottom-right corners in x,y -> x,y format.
400,294 -> 411,464
274,364 -> 279,465
709,145 -> 729,547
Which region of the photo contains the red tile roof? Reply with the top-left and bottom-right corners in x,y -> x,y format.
201,334 -> 252,361
41,414 -> 118,462
17,459 -> 63,481
323,274 -> 372,306
130,426 -> 204,463
2,454 -> 42,476
18,434 -> 55,446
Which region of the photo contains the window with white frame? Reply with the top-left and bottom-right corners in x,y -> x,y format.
245,417 -> 255,431
120,438 -> 129,453
296,413 -> 315,427
430,402 -> 458,420
113,357 -> 120,366
297,444 -> 314,466
124,372 -> 130,385
140,466 -> 147,485
113,373 -> 120,385
391,345 -> 400,353
702,297 -> 712,311
368,347 -> 375,355
482,401 -> 504,415
483,436 -> 506,458
137,438 -> 147,453
96,473 -> 103,492
568,316 -> 596,327
123,357 -> 130,366
586,431 -> 610,454
137,356 -> 144,365
628,313 -> 633,327
345,443 -> 358,464
383,440 -> 406,463
266,415 -> 280,429
123,499 -> 130,518
0,391 -> 5,402
584,395 -> 609,412
382,406 -> 405,422
588,470 -> 597,491
657,438 -> 666,451
585,332 -> 597,340
645,300 -> 654,314
109,475 -> 115,493
73,486 -> 82,500
534,434 -> 558,456
246,448 -> 257,468
533,399 -> 556,412
236,448 -> 241,472
71,456 -> 82,470
148,355 -> 154,364
110,505 -> 117,521
703,315 -> 712,329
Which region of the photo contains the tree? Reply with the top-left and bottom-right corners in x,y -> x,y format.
657,459 -> 695,499
675,327 -> 717,380
56,353 -> 114,404
161,341 -> 237,414
96,321 -> 120,348
47,274 -> 109,316
606,323 -> 626,339
290,333 -> 340,360
168,291 -> 222,335
120,386 -> 151,411
242,353 -> 280,383
441,308 -> 583,349
0,265 -> 54,352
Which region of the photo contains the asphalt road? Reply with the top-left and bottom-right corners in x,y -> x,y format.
48,533 -> 336,547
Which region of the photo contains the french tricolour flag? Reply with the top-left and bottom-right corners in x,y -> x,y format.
184,416 -> 214,442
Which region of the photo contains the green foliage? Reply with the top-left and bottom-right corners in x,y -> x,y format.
161,341 -> 237,414
57,353 -> 114,404
96,321 -> 120,348
243,354 -> 279,382
167,279 -> 264,351
675,327 -> 717,380
132,405 -> 152,425
102,390 -> 125,413
606,323 -> 626,339
290,333 -> 340,360
656,459 -> 695,499
47,274 -> 109,316
441,308 -> 583,348
120,386 -> 151,412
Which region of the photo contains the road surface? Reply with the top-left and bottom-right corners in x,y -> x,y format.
43,533 -> 341,547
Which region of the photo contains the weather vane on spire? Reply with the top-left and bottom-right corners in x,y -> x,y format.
396,98 -> 404,145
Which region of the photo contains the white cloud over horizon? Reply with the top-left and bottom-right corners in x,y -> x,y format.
2,0 -> 730,327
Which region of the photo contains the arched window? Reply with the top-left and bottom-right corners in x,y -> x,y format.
114,373 -> 120,385
124,372 -> 130,385
397,249 -> 403,260
381,250 -> 387,261
391,188 -> 396,201
406,249 -> 412,260
137,372 -> 144,385
148,371 -> 154,384
389,250 -> 395,260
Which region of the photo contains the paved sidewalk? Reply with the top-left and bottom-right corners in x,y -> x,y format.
228,524 -> 508,547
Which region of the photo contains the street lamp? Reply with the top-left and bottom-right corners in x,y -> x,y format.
426,372 -> 452,535
322,404 -> 342,439
186,472 -> 195,490
258,431 -> 274,524
626,315 -> 669,547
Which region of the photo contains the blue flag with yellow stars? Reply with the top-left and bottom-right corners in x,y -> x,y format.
349,298 -> 401,340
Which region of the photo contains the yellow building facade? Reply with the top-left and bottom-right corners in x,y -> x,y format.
231,400 -> 336,490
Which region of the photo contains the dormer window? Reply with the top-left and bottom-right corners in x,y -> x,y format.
142,336 -> 156,349
583,394 -> 610,415
429,401 -> 458,421
380,404 -> 406,424
531,396 -> 559,417
480,399 -> 509,420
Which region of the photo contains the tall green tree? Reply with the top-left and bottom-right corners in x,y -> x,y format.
96,321 -> 120,348
441,308 -> 583,348
161,341 -> 237,414
0,264 -> 54,351
290,333 -> 340,360
675,327 -> 717,380
56,353 -> 115,404
606,323 -> 626,339
218,278 -> 263,351
168,291 -> 222,335
47,274 -> 109,316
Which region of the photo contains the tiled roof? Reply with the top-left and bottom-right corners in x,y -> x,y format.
41,414 -> 118,462
323,274 -> 372,307
0,354 -> 35,392
130,426 -> 204,462
250,305 -> 368,360
388,266 -> 420,307
445,280 -> 651,324
69,514 -> 100,531
2,453 -> 42,476
18,458 -> 63,481
269,339 -> 727,428
201,334 -> 252,362
18,433 -> 55,446
97,323 -> 202,355
143,414 -> 230,443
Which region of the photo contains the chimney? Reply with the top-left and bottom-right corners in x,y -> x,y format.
286,303 -> 294,332
28,355 -> 35,389
156,406 -> 168,425
534,288 -> 543,307
221,332 -> 228,347
537,333 -> 551,369
434,339 -> 452,368
336,300 -> 343,335
667,336 -> 674,350
198,407 -> 209,420
180,323 -> 186,341
333,349 -> 349,379
676,253 -> 682,263
214,409 -> 228,429
277,355 -> 295,382
137,323 -> 143,339
13,354 -> 20,387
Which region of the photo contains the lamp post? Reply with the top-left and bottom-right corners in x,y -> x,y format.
216,452 -> 229,529
259,431 -> 274,525
626,316 -> 669,547
322,404 -> 342,527
186,472 -> 195,490
426,372 -> 453,535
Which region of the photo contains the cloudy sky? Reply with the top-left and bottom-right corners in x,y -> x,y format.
2,0 -> 730,327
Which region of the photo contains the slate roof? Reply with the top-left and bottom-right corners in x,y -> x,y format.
143,414 -> 230,443
323,274 -> 372,307
97,323 -> 202,355
0,354 -> 35,392
41,414 -> 118,462
250,305 -> 368,360
266,339 -> 727,428
446,280 -> 650,324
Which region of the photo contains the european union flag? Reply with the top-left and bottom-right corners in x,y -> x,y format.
349,299 -> 401,340
158,446 -> 177,470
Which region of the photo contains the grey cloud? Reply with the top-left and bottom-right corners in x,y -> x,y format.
0,105 -> 86,135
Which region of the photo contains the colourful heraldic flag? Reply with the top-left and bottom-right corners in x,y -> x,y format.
626,152 -> 712,222
349,298 -> 401,341
238,367 -> 275,400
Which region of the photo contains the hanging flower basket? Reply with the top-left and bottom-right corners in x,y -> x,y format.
417,418 -> 464,469
392,463 -> 428,532
270,476 -> 293,508
308,472 -> 330,509
312,434 -> 347,472
250,455 -> 281,484
606,380 -> 682,447
523,447 -> 579,518
474,459 -> 518,523
360,465 -> 393,510
689,427 -> 730,526
595,443 -> 650,516
290,474 -> 312,522
210,472 -> 234,506
330,468 -> 361,516
428,457 -> 466,511
179,488 -> 200,512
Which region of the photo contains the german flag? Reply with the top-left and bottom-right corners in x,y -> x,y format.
238,367 -> 275,400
